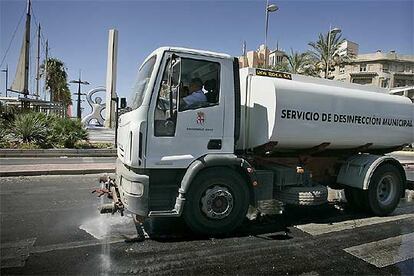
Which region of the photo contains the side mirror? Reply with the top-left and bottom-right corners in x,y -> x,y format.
120,97 -> 127,109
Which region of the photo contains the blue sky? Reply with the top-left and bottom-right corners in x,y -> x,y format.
0,0 -> 413,115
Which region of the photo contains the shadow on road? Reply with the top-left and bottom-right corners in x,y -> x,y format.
143,202 -> 375,243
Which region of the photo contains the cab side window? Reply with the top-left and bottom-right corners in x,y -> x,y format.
179,58 -> 220,111
154,57 -> 180,137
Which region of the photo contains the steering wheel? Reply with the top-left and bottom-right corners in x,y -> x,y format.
157,98 -> 169,111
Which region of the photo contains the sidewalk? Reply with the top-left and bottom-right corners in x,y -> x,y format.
0,148 -> 117,158
87,127 -> 115,143
0,163 -> 115,177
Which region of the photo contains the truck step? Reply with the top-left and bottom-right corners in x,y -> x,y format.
148,210 -> 180,217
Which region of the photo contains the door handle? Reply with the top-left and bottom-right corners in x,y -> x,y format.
208,139 -> 222,150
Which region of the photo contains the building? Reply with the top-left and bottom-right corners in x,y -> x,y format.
239,49 -> 263,68
337,40 -> 359,57
239,44 -> 286,68
332,50 -> 414,89
269,49 -> 286,67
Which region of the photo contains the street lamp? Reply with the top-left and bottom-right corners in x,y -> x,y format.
70,72 -> 90,119
264,1 -> 278,68
326,26 -> 341,78
1,65 -> 8,97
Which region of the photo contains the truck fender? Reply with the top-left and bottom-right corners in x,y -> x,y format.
337,154 -> 406,192
173,154 -> 256,216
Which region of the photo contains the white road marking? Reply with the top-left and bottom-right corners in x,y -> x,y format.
30,238 -> 124,254
296,206 -> 414,236
79,214 -> 138,240
0,238 -> 36,268
344,232 -> 414,268
29,215 -> 147,254
1,215 -> 138,268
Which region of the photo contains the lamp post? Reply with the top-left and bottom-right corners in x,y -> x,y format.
326,26 -> 341,79
70,71 -> 89,119
264,0 -> 278,68
1,65 -> 8,97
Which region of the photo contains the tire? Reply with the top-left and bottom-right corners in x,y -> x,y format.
344,187 -> 368,212
276,185 -> 328,206
367,164 -> 403,216
183,168 -> 250,236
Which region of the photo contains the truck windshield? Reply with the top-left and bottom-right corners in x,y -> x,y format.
130,56 -> 156,109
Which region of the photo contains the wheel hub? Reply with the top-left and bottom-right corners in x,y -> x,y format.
376,175 -> 396,206
201,186 -> 233,219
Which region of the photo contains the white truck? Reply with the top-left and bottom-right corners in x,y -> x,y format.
100,47 -> 413,236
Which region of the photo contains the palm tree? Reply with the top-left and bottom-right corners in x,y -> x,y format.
271,61 -> 289,72
286,49 -> 318,76
271,49 -> 317,77
41,58 -> 72,107
308,32 -> 347,78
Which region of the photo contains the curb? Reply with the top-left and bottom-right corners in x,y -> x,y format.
0,168 -> 115,177
0,149 -> 117,158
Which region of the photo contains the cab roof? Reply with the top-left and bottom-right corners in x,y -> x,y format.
143,46 -> 233,65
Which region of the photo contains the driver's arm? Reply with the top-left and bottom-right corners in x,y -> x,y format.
179,98 -> 188,111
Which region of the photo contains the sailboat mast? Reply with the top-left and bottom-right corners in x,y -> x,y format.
35,23 -> 40,99
23,0 -> 31,97
44,40 -> 48,101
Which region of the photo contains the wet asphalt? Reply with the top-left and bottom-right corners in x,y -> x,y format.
0,174 -> 413,275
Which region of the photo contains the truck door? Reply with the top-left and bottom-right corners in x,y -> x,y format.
146,53 -> 226,168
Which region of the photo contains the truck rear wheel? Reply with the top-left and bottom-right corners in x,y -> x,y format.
183,168 -> 249,236
367,164 -> 403,216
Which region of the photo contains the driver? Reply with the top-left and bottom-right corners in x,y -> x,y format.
182,78 -> 207,107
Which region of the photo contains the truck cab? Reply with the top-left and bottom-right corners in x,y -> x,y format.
116,47 -> 242,223
118,47 -> 237,169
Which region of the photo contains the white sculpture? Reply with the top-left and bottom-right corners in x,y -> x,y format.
82,87 -> 106,126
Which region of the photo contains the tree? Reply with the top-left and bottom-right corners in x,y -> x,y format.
41,58 -> 72,107
271,60 -> 289,72
271,49 -> 318,77
308,32 -> 348,78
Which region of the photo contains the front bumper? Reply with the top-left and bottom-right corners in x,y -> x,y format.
116,158 -> 149,216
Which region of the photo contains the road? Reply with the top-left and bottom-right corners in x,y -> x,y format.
1,174 -> 413,275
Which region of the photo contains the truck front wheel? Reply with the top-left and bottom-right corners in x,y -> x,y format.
183,168 -> 250,236
367,164 -> 403,216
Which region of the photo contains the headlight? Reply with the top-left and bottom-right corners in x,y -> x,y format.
120,177 -> 144,196
130,182 -> 144,196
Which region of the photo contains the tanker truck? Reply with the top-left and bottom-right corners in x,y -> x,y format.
99,47 -> 413,236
